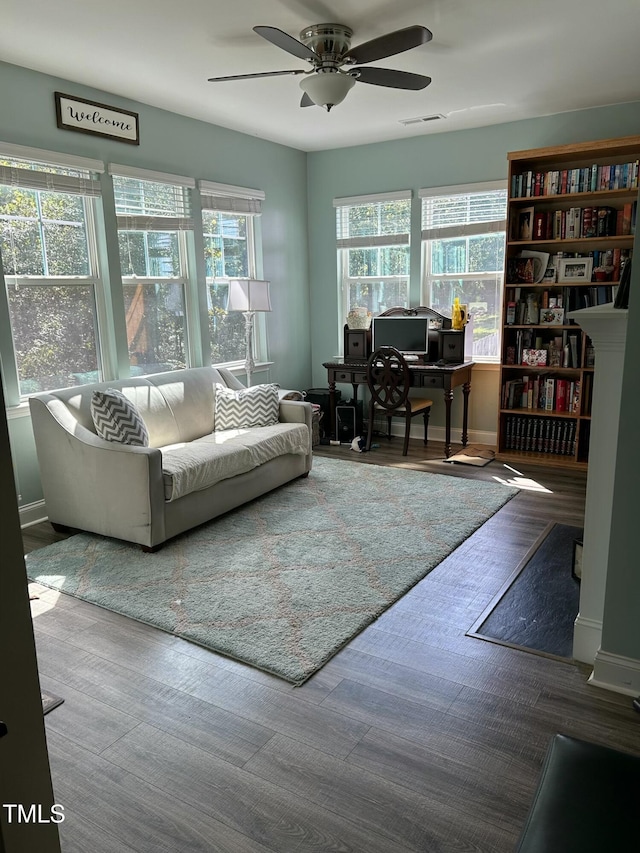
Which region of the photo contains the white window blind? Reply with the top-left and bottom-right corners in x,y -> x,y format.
421,184 -> 507,240
111,166 -> 194,231
0,144 -> 103,197
334,190 -> 411,249
199,180 -> 264,215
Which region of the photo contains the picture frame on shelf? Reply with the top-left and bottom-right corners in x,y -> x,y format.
558,257 -> 593,282
518,249 -> 550,283
515,206 -> 535,241
542,257 -> 559,282
539,307 -> 565,326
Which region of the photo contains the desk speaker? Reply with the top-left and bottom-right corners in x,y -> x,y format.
336,405 -> 357,443
438,329 -> 465,364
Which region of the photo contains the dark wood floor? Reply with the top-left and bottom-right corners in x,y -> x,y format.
24,440 -> 640,853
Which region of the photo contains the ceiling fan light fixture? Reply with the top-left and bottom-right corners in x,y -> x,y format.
299,71 -> 355,111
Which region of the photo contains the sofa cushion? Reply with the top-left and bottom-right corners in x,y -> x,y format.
160,422 -> 309,501
214,383 -> 279,430
90,389 -> 149,446
161,438 -> 255,501
215,422 -> 310,466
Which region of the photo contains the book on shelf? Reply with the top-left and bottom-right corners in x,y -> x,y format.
555,379 -> 567,412
544,378 -> 555,411
569,334 -> 579,369
510,160 -> 639,198
504,414 -> 576,456
509,202 -> 637,239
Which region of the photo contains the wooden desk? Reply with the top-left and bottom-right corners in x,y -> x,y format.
322,359 -> 474,457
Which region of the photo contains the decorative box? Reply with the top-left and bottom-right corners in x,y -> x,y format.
539,307 -> 565,326
522,348 -> 548,366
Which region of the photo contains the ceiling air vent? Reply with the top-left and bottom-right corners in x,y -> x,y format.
399,114 -> 446,126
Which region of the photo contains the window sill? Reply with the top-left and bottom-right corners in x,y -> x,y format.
471,361 -> 499,372
217,361 -> 274,375
6,402 -> 31,420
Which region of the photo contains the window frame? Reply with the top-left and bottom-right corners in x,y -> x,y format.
0,148 -> 108,397
334,190 -> 412,341
198,180 -> 266,368
420,181 -> 507,364
111,166 -> 196,374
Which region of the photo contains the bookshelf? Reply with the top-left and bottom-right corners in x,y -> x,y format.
497,135 -> 640,471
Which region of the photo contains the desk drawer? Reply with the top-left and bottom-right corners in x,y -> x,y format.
330,370 -> 367,383
419,374 -> 444,390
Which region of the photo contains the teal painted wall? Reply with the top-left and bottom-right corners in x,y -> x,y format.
306,102 -> 640,431
0,60 -> 310,507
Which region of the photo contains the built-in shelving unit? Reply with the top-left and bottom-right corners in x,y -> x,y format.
497,135 -> 640,470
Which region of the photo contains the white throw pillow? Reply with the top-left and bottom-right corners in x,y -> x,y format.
91,388 -> 149,446
214,383 -> 279,430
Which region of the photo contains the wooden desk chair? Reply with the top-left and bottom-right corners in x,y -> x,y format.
365,347 -> 433,456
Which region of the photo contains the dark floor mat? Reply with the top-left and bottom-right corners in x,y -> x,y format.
467,523 -> 582,659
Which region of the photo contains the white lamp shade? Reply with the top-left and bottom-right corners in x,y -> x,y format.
226,279 -> 272,312
300,71 -> 356,110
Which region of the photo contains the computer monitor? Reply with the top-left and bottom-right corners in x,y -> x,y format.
372,315 -> 438,359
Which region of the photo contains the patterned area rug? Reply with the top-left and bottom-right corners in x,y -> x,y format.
26,457 -> 517,685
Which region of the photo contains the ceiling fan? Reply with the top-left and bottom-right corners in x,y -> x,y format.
208,23 -> 433,111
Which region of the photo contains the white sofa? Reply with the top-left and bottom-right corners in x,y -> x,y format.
29,366 -> 313,549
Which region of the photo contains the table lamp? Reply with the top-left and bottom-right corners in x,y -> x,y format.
226,279 -> 272,386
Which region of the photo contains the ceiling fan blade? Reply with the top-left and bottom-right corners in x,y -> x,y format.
343,25 -> 432,65
253,25 -> 317,62
355,67 -> 431,90
300,92 -> 315,107
208,69 -> 306,82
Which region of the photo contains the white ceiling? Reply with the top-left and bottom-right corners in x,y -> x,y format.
3,0 -> 640,152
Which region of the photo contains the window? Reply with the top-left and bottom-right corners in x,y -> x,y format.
199,181 -> 264,365
111,165 -> 195,374
0,148 -> 105,394
335,191 -> 412,328
421,182 -> 507,361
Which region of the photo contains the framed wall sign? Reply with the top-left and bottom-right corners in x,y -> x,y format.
55,92 -> 139,145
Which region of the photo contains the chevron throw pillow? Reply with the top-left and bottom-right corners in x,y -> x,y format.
214,383 -> 279,430
91,389 -> 150,446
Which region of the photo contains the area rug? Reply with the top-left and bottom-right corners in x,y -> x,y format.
467,522 -> 582,659
42,691 -> 64,715
26,457 -> 517,685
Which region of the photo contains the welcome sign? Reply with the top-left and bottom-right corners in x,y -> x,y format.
55,92 -> 139,145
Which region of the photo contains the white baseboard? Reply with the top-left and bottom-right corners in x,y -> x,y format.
572,613 -> 602,664
385,423 -> 496,448
19,500 -> 48,529
589,649 -> 640,696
